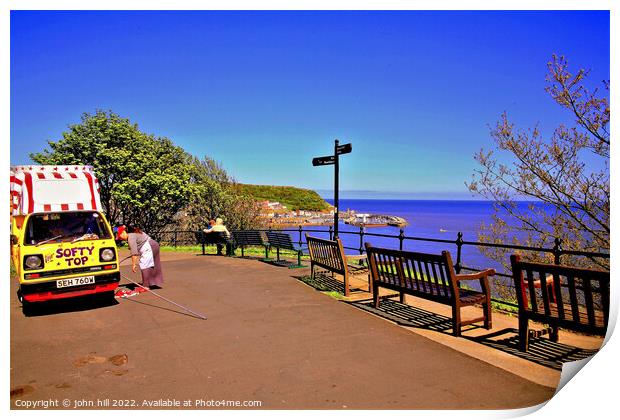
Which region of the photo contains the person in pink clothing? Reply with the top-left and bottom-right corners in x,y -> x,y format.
119,225 -> 164,289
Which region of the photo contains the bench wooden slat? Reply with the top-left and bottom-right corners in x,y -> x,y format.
582,276 -> 596,328
602,278 -> 610,328
538,270 -> 551,317
552,273 -> 565,320
425,260 -> 439,297
432,260 -> 449,299
566,274 -> 580,324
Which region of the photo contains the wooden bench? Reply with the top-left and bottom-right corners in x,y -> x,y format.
510,255 -> 610,352
231,230 -> 269,259
365,243 -> 494,337
199,231 -> 233,256
306,235 -> 367,296
265,231 -> 305,268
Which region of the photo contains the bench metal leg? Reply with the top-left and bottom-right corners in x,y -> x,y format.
287,250 -> 306,269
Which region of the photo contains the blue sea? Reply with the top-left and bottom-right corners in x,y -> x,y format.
309,199 -> 546,275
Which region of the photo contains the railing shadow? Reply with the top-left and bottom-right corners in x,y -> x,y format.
346,298 -> 599,370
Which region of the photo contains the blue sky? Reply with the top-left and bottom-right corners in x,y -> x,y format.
10,10 -> 609,199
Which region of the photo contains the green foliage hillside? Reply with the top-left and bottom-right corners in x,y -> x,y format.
234,184 -> 330,211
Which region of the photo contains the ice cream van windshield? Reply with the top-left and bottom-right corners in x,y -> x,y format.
24,212 -> 112,245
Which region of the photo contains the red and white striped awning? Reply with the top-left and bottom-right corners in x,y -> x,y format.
10,165 -> 102,215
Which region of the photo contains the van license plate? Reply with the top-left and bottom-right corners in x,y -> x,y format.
56,276 -> 96,288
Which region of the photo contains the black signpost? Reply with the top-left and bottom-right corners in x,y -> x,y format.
312,139 -> 352,238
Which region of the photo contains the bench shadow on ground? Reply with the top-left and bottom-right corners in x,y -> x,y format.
293,271 -> 368,296
21,293 -> 119,317
293,273 -> 599,371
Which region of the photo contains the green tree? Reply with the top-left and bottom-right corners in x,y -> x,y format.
30,110 -> 195,235
468,55 -> 609,285
182,156 -> 261,231
31,110 -> 139,223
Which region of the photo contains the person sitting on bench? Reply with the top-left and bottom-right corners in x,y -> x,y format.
203,217 -> 231,255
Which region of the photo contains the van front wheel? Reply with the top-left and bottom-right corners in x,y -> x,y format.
17,290 -> 34,316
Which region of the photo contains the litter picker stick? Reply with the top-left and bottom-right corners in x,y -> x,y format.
118,256 -> 207,320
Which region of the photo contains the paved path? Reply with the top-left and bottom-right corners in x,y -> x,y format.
10,253 -> 555,409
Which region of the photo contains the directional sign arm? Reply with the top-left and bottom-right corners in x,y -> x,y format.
336,143 -> 352,155
312,155 -> 336,166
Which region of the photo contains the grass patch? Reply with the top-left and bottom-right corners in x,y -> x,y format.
323,291 -> 345,300
159,245 -> 203,253
154,243 -> 311,261
490,300 -> 518,315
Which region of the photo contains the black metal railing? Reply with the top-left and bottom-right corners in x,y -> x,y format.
154,226 -> 610,309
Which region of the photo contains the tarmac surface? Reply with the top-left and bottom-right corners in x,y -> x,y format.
10,251 -> 561,410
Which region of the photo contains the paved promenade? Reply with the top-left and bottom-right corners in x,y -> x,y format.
10,251 -> 566,409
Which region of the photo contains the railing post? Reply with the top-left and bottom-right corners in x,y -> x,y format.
174,231 -> 178,248
553,237 -> 563,265
266,225 -> 272,259
200,230 -> 205,256
298,225 -> 303,249
359,224 -> 365,254
455,232 -> 464,274
398,229 -> 405,251
329,225 -> 333,240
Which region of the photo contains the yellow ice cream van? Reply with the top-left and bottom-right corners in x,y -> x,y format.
10,165 -> 120,307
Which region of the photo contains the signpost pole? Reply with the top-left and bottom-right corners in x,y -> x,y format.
312,140 -> 351,240
334,139 -> 339,238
